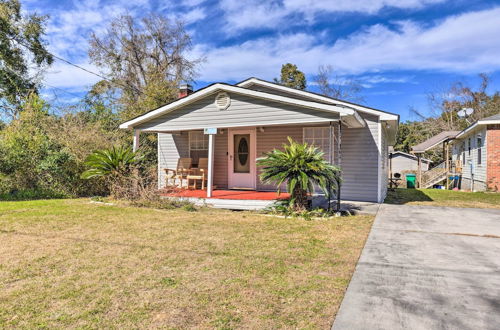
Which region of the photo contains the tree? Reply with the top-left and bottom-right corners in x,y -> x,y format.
0,0 -> 53,117
274,63 -> 306,90
257,138 -> 341,210
395,74 -> 500,163
88,13 -> 203,121
314,65 -> 364,102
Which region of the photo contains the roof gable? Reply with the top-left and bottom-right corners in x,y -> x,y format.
391,151 -> 432,163
120,83 -> 366,129
133,91 -> 348,132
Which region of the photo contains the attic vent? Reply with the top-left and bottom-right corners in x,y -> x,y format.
215,92 -> 230,110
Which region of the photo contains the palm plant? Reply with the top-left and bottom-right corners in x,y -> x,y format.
257,137 -> 341,210
81,146 -> 142,180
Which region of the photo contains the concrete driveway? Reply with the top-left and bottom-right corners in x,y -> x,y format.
333,204 -> 500,330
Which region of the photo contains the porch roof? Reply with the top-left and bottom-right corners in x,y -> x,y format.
412,131 -> 460,153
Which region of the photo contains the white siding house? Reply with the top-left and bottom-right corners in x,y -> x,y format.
389,151 -> 432,174
121,78 -> 400,204
448,114 -> 500,191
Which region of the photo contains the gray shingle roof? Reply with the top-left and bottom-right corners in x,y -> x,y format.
482,113 -> 500,121
412,131 -> 460,153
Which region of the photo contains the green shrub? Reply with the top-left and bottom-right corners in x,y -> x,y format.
257,137 -> 341,210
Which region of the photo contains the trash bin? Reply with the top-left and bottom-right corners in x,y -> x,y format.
406,174 -> 416,188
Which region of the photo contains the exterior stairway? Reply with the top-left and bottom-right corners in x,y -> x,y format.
421,161 -> 448,188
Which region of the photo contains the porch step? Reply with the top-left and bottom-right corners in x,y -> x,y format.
174,196 -> 275,210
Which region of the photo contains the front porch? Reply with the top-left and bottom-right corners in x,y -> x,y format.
161,189 -> 290,210
145,123 -> 343,199
162,189 -> 290,200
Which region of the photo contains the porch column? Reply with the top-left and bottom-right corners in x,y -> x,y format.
444,141 -> 450,188
207,133 -> 215,198
417,154 -> 422,188
133,129 -> 140,152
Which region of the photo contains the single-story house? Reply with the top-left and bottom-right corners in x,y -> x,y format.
120,78 -> 399,203
389,151 -> 432,174
450,114 -> 500,191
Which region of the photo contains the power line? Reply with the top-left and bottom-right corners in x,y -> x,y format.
2,61 -> 120,108
2,61 -> 81,100
4,34 -> 170,105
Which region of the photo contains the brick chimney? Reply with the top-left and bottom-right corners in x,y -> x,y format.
178,83 -> 193,98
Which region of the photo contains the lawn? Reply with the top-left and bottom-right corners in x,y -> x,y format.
0,199 -> 373,329
385,188 -> 500,209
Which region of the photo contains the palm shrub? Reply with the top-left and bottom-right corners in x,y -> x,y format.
81,146 -> 143,197
257,137 -> 341,210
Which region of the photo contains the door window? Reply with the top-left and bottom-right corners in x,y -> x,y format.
234,134 -> 250,173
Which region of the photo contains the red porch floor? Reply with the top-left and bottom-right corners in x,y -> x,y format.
161,189 -> 290,200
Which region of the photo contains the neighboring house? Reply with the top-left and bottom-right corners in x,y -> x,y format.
120,78 -> 399,203
450,114 -> 500,191
389,151 -> 432,174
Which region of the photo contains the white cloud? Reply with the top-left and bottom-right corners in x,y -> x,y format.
359,75 -> 415,88
195,7 -> 500,81
44,62 -> 101,88
25,0 -> 155,89
177,7 -> 207,24
220,0 -> 445,32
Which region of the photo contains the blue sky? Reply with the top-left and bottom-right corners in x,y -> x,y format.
24,0 -> 500,121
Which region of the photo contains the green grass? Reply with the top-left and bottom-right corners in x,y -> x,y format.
0,199 -> 373,329
385,188 -> 500,209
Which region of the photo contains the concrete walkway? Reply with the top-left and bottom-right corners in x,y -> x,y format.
333,204 -> 500,330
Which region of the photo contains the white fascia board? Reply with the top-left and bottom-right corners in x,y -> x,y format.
453,119 -> 500,140
454,122 -> 479,139
140,118 -> 341,133
238,78 -> 399,121
119,83 -> 355,129
478,120 -> 500,125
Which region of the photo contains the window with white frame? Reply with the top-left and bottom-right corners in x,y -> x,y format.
477,134 -> 482,165
189,131 -> 208,151
189,131 -> 208,165
462,142 -> 466,165
303,127 -> 333,162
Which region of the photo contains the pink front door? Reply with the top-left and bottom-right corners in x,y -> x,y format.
228,128 -> 256,189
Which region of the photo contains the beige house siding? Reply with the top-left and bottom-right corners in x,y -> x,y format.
379,124 -> 389,202
254,123 -> 340,191
214,133 -> 228,188
157,133 -> 189,188
255,125 -> 303,191
156,108 -> 387,202
339,114 -> 380,202
136,92 -> 339,132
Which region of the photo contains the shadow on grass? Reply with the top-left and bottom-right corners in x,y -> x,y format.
384,188 -> 433,205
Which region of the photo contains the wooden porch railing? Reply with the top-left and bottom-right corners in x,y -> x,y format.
421,162 -> 448,188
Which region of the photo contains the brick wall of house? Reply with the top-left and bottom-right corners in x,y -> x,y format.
487,124 -> 500,191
